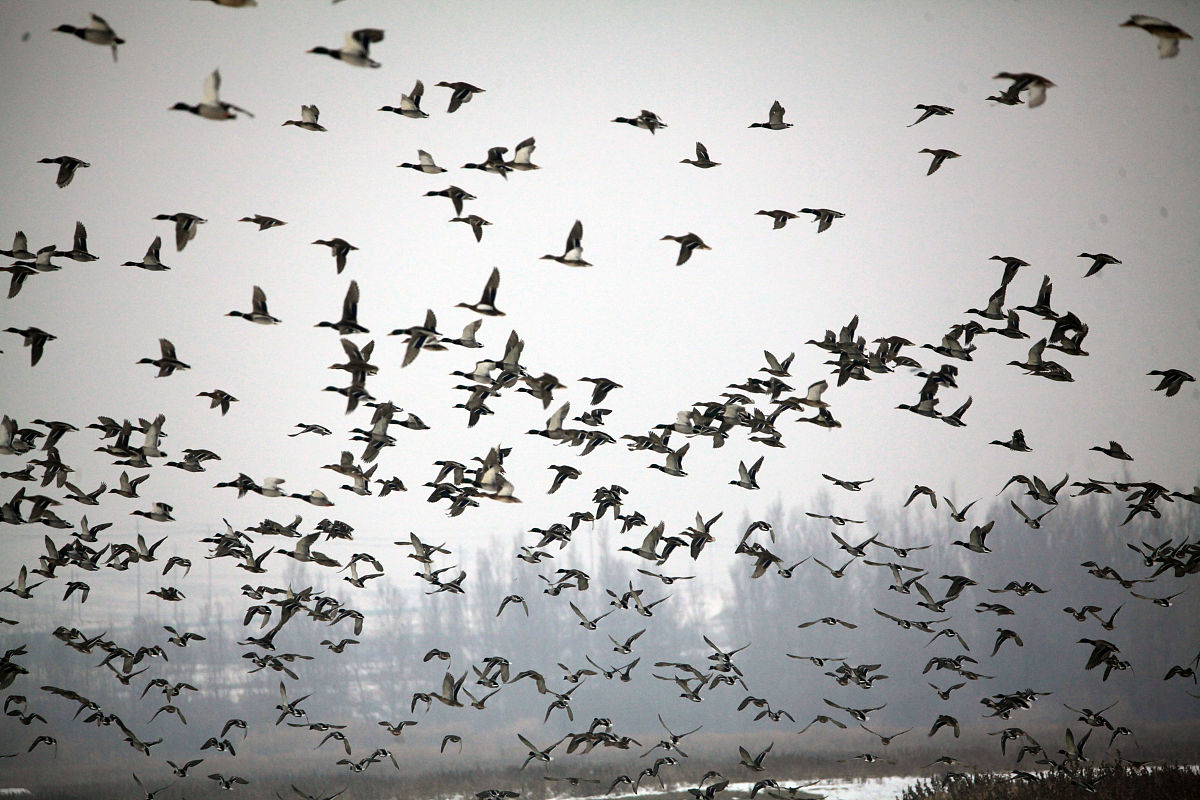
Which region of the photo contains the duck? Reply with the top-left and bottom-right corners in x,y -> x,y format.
0,231 -> 34,260
730,456 -> 764,489
153,212 -> 206,252
38,156 -> 89,188
316,280 -> 368,335
680,142 -> 719,168
308,29 -> 385,68
239,214 -> 286,230
436,81 -> 485,112
137,338 -> 191,377
541,219 -> 591,267
194,0 -> 259,6
1121,15 -> 1192,58
756,210 -> 797,229
424,186 -> 475,215
4,327 -> 56,366
170,69 -> 253,120
1078,252 -> 1121,277
1090,440 -> 1132,461
1013,274 -> 1058,320
462,147 -> 512,179
54,13 -> 123,62
661,233 -> 710,265
456,267 -> 504,316
122,236 -> 169,271
1147,368 -> 1195,397
54,221 -> 98,262
312,238 -> 357,273
398,149 -> 446,173
749,100 -> 791,129
993,72 -> 1055,108
612,109 -> 666,134
920,148 -> 960,175
131,502 -> 175,523
451,215 -> 491,242
506,137 -> 539,170
908,104 -> 954,127
226,286 -> 280,324
379,79 -> 428,118
648,443 -> 689,477
282,105 -> 326,131
798,207 -> 844,233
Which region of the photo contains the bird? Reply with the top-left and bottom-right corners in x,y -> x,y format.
198,389 -> 238,415
1078,252 -> 1121,277
799,207 -> 844,233
226,286 -> 281,324
1121,15 -> 1192,58
681,141 -> 720,168
730,457 -> 764,490
153,212 -> 206,251
436,81 -> 485,112
612,109 -> 667,133
462,147 -> 512,179
451,215 -> 492,242
1147,368 -> 1194,397
749,100 -> 792,129
908,104 -> 954,127
283,105 -> 326,131
505,136 -> 540,171
756,210 -> 798,229
38,156 -> 89,188
541,219 -> 590,266
308,29 -> 385,67
952,520 -> 994,553
54,13 -> 123,61
993,72 -> 1056,107
1090,440 -> 1132,460
122,236 -> 170,271
455,268 -> 504,316
661,233 -> 711,266
137,338 -> 191,377
822,473 -> 874,491
312,239 -> 358,274
379,79 -> 428,118
424,186 -> 475,215
920,148 -> 960,175
397,149 -> 446,173
239,214 -> 285,230
316,280 -> 368,335
990,429 -> 1031,452
171,69 -> 253,119
3,327 -> 56,366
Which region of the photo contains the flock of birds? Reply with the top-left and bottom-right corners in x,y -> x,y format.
2,5 -> 1199,800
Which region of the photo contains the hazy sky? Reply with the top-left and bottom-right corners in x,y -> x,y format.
2,3 -> 1197,553
1,0 -> 1199,788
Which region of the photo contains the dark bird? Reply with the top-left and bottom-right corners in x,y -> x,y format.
661,233 -> 711,266
436,81 -> 484,112
681,141 -> 720,168
908,104 -> 954,127
1078,252 -> 1121,277
1147,369 -> 1194,397
920,148 -> 960,175
38,156 -> 89,188
749,100 -> 792,129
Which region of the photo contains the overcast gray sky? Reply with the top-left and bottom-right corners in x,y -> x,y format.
1,0 -> 1199,789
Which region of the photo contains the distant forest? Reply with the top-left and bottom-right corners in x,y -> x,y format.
1,489 -> 1198,798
